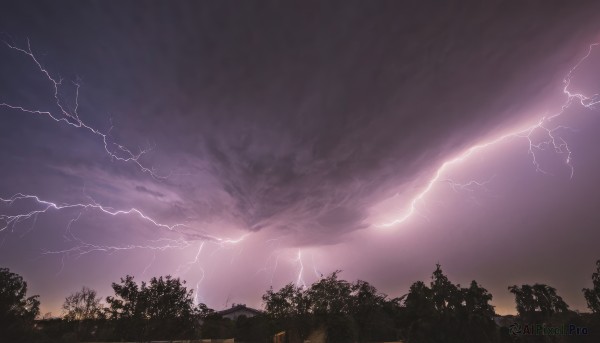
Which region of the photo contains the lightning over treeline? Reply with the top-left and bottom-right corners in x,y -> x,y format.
0,1 -> 600,320
378,43 -> 600,228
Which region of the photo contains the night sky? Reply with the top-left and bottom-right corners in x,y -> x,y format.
2,1 -> 600,316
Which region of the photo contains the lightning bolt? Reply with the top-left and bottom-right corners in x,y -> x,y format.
0,193 -> 245,257
43,238 -> 191,258
176,241 -> 206,275
294,249 -> 307,288
175,242 -> 207,306
254,237 -> 283,280
142,251 -> 157,276
194,279 -> 204,306
378,43 -> 600,228
441,176 -> 495,193
0,39 -> 167,179
311,252 -> 323,279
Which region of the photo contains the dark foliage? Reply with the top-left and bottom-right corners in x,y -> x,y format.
105,274 -> 200,341
62,286 -> 105,341
402,264 -> 498,343
583,259 -> 600,314
262,271 -> 400,342
508,283 -> 569,322
0,267 -> 40,342
5,259 -> 600,343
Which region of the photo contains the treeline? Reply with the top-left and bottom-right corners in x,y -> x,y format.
262,264 -> 600,343
1,260 -> 599,342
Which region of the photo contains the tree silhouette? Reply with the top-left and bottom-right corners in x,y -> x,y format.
263,283 -> 308,319
463,280 -> 495,317
583,259 -> 600,314
430,264 -> 463,313
307,271 -> 353,315
263,271 -> 402,342
105,275 -> 145,340
62,286 -> 105,341
0,267 -> 40,342
508,283 -> 569,322
63,286 -> 104,321
404,280 -> 435,320
306,271 -> 357,342
349,280 -> 396,342
403,264 -> 497,343
106,275 -> 200,341
263,282 -> 312,341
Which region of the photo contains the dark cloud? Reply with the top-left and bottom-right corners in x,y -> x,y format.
134,185 -> 165,198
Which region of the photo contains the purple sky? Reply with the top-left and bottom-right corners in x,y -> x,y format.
2,1 -> 600,316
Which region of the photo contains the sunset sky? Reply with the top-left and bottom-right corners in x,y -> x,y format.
2,1 -> 600,317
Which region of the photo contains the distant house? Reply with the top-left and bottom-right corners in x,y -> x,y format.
218,303 -> 262,320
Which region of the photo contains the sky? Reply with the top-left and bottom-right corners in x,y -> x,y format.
1,1 -> 600,316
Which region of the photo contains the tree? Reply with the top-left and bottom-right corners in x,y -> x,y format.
306,271 -> 352,316
202,317 -> 235,340
0,267 -> 40,341
404,280 -> 435,320
261,272 -> 399,342
460,281 -> 496,342
403,264 -> 497,343
63,286 -> 104,321
263,283 -> 312,341
263,283 -> 308,319
105,275 -> 148,341
234,314 -> 270,342
462,280 -> 494,317
583,259 -> 600,314
430,264 -> 463,314
62,286 -> 105,341
404,265 -> 464,342
508,283 -> 569,321
106,275 -> 200,341
349,280 -> 396,342
306,271 -> 357,342
197,302 -> 217,318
